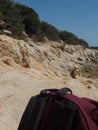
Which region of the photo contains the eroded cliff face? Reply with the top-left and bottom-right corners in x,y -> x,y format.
0,35 -> 98,78
0,35 -> 97,78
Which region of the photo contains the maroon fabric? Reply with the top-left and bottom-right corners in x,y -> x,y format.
40,92 -> 98,130
63,94 -> 98,130
39,94 -> 56,130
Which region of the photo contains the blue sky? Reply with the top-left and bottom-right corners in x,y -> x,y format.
14,0 -> 98,46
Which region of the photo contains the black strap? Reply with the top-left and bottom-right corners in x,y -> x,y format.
18,96 -> 37,130
40,88 -> 58,95
57,101 -> 78,130
56,87 -> 72,97
33,96 -> 48,130
18,95 -> 48,130
44,100 -> 66,130
40,87 -> 72,97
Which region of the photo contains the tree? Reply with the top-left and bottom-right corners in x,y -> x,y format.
78,39 -> 89,48
23,15 -> 40,36
60,31 -> 78,45
15,4 -> 40,36
41,21 -> 60,41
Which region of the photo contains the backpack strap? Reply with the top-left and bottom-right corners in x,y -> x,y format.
40,87 -> 72,96
40,88 -> 58,95
18,95 -> 48,130
56,87 -> 72,97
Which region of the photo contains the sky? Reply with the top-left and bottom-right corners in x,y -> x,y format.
14,0 -> 98,46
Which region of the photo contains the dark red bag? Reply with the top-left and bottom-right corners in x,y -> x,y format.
18,88 -> 98,130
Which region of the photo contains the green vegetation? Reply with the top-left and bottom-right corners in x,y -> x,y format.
0,0 -> 89,47
90,46 -> 98,50
41,21 -> 60,41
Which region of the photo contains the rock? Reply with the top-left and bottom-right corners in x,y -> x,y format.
0,35 -> 98,77
70,65 -> 81,78
3,29 -> 12,36
78,57 -> 83,61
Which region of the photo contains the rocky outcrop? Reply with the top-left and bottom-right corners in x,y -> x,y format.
30,41 -> 98,77
0,35 -> 98,77
0,35 -> 31,67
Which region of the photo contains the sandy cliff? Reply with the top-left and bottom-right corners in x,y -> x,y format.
0,35 -> 98,130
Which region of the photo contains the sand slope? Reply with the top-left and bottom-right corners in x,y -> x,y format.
0,62 -> 98,130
